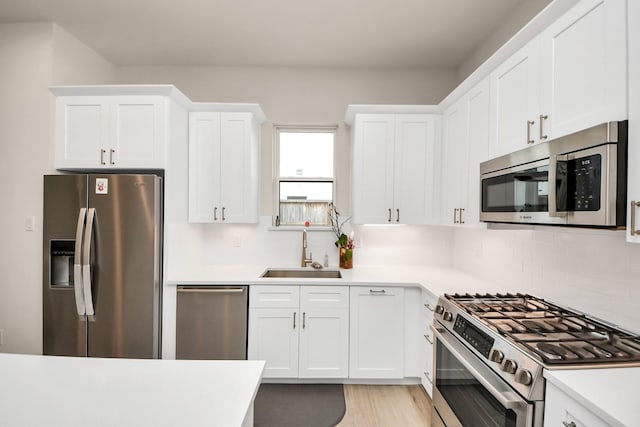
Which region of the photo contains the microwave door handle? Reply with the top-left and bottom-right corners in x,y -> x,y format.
82,208 -> 96,318
548,154 -> 567,218
431,326 -> 528,411
73,208 -> 87,316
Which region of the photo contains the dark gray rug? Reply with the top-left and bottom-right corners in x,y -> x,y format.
254,384 -> 346,427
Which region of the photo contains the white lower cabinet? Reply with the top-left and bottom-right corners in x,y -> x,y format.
248,286 -> 349,379
349,286 -> 405,379
421,290 -> 437,397
544,382 -> 609,427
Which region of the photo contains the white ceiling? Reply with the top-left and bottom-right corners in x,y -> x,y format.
0,0 -> 544,68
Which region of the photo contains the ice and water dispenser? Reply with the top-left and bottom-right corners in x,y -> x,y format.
50,240 -> 75,287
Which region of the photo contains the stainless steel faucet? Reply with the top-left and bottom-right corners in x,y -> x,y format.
301,229 -> 312,267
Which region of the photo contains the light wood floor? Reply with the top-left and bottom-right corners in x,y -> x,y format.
337,385 -> 432,427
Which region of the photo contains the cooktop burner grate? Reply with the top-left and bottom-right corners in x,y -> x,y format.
445,293 -> 640,366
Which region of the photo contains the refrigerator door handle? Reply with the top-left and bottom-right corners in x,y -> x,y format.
82,208 -> 96,317
74,208 -> 87,316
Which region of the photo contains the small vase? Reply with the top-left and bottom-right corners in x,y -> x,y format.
339,247 -> 353,269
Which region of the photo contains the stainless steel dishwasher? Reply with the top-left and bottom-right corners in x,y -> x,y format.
176,286 -> 248,360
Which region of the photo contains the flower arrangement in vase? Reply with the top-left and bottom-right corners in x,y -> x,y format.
329,204 -> 354,269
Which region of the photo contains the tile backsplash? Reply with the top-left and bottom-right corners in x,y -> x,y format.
452,226 -> 640,334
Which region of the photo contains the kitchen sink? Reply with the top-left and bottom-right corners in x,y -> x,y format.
260,269 -> 342,279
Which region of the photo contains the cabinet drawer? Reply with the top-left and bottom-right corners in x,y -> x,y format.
301,286 -> 349,309
250,286 -> 299,308
544,382 -> 609,427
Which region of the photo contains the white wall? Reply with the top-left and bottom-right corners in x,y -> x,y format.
452,227 -> 640,334
0,23 -> 115,354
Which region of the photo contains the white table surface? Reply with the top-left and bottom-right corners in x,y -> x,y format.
0,353 -> 264,427
544,367 -> 640,427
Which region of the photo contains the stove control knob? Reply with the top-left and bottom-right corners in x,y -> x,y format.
434,305 -> 444,315
489,349 -> 504,364
502,359 -> 518,374
515,368 -> 533,386
442,312 -> 453,322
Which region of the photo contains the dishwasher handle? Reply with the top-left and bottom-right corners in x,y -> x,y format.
177,287 -> 246,293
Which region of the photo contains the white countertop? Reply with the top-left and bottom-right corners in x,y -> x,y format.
0,353 -> 265,427
544,367 -> 640,426
168,264 -> 509,297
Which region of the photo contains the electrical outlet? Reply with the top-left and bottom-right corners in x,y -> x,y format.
25,216 -> 35,231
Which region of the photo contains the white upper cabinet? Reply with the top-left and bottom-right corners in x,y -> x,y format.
351,112 -> 438,225
628,0 -> 640,243
489,0 -> 627,158
188,109 -> 263,224
489,39 -> 541,157
441,78 -> 490,227
52,86 -> 190,170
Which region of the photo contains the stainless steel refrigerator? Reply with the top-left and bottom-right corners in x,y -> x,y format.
43,174 -> 162,358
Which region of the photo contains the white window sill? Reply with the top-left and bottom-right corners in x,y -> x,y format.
268,225 -> 334,232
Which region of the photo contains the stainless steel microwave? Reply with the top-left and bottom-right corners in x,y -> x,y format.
480,121 -> 627,227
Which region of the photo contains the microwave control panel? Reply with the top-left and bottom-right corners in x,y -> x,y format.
558,153 -> 601,211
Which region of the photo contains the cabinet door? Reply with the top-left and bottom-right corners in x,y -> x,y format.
539,0 -> 627,141
188,112 -> 221,223
109,96 -> 165,168
629,0 -> 640,243
248,308 -> 299,378
393,115 -> 437,224
464,79 -> 490,227
349,286 -> 404,379
352,114 -> 395,224
298,308 -> 349,378
219,113 -> 259,223
54,96 -> 109,169
441,100 -> 468,225
489,39 -> 541,157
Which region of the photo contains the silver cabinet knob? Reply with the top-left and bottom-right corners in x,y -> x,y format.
489,349 -> 504,364
515,368 -> 533,385
502,359 -> 518,374
442,312 -> 453,322
434,305 -> 444,314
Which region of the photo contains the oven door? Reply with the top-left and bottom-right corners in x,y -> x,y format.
432,325 -> 537,427
480,159 -> 566,225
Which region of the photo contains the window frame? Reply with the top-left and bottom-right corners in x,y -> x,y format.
273,124 -> 338,228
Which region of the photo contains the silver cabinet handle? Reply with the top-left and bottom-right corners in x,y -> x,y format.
453,208 -> 459,224
303,312 -> 306,329
82,208 -> 96,317
396,209 -> 400,223
631,201 -> 640,236
459,208 -> 465,224
214,207 -> 218,221
424,303 -> 434,312
424,334 -> 433,345
109,149 -> 115,165
526,120 -> 535,144
222,207 -> 226,221
539,114 -> 548,140
388,208 -> 392,222
562,422 -> 577,427
423,371 -> 432,383
73,208 -> 87,316
293,312 -> 297,329
100,149 -> 106,165
369,289 -> 386,295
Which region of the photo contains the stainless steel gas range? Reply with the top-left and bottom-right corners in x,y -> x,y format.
431,293 -> 640,427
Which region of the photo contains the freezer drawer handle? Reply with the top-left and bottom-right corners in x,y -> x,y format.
82,208 -> 96,317
73,208 -> 87,316
631,201 -> 640,236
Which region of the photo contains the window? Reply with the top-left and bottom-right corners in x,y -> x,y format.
275,126 -> 336,226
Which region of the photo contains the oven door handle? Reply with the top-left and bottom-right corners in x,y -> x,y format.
548,154 -> 568,218
431,325 -> 529,411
